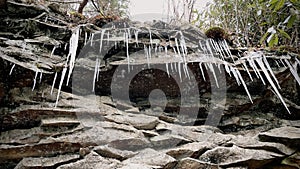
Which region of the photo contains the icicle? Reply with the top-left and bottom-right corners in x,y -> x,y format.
183,63 -> 190,79
296,57 -> 300,66
172,47 -> 177,55
149,28 -> 153,47
205,39 -> 215,59
178,62 -> 182,82
217,41 -> 227,60
222,40 -> 234,61
179,31 -> 188,63
66,27 -> 80,86
274,60 -> 280,67
166,63 -> 170,77
51,46 -> 56,57
231,66 -> 241,85
90,33 -> 94,47
224,64 -> 232,77
127,28 -> 131,40
199,62 -> 206,81
164,45 -> 168,56
9,64 -> 15,75
242,62 -> 253,81
51,72 -> 57,95
144,44 -> 150,68
211,39 -> 224,60
125,31 -> 130,72
39,70 -> 43,83
217,63 -> 222,73
64,43 -> 68,51
263,56 -> 281,89
256,58 -> 290,113
249,58 -> 266,85
174,62 -> 178,72
236,68 -> 253,103
175,38 -> 182,58
206,62 -> 219,88
199,41 -> 208,55
135,30 -> 139,45
284,59 -> 300,86
170,61 -> 174,72
32,69 -> 39,91
99,29 -> 106,54
148,45 -> 152,59
96,59 -> 101,81
280,59 -> 287,68
84,32 -> 88,45
55,67 -> 67,108
92,58 -> 99,92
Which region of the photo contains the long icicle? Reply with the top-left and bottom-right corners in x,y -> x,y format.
178,62 -> 182,82
66,27 -> 80,86
256,58 -> 290,113
51,72 -> 57,95
32,69 -> 39,91
199,62 -> 206,81
9,64 -> 15,75
284,59 -> 300,86
236,68 -> 253,103
242,62 -> 253,81
166,62 -> 170,77
55,67 -> 67,108
92,58 -> 99,92
125,31 -> 130,72
206,62 -> 219,88
263,55 -> 281,89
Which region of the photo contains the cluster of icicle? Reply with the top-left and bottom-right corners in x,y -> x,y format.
50,25 -> 300,113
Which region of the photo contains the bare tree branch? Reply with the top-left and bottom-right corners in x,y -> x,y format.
78,0 -> 88,14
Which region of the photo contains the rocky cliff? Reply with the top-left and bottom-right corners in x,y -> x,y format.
0,0 -> 299,168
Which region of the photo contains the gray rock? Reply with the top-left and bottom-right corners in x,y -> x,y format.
108,138 -> 151,151
199,145 -> 283,168
259,126 -> 300,148
141,130 -> 160,137
0,142 -> 81,160
58,152 -> 122,169
40,117 -> 80,128
122,148 -> 177,169
55,122 -> 146,147
230,135 -> 296,155
176,157 -> 218,169
94,145 -> 138,161
104,113 -> 159,130
14,154 -> 80,169
281,151 -> 300,169
166,142 -> 215,159
0,127 -> 41,144
119,163 -> 160,169
150,134 -> 191,149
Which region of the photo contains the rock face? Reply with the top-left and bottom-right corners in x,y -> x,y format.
0,1 -> 300,169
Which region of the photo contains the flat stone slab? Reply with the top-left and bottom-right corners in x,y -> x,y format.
122,148 -> 177,169
14,154 -> 80,169
258,126 -> 300,148
94,145 -> 138,161
40,118 -> 80,128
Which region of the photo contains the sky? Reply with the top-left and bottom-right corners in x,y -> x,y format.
129,0 -> 213,21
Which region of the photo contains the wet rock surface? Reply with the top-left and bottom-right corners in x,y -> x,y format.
0,1 -> 299,169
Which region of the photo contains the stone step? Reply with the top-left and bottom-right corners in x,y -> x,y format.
40,117 -> 80,128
